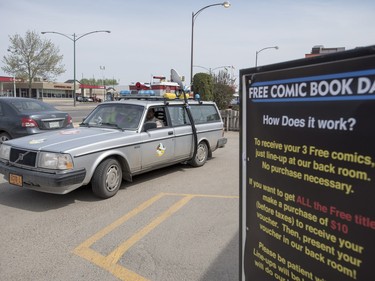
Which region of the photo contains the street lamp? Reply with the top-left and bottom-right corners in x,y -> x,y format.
194,64 -> 233,74
194,65 -> 235,86
190,2 -> 231,87
41,30 -> 111,106
255,46 -> 279,67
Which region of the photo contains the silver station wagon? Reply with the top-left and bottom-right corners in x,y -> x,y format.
0,98 -> 227,198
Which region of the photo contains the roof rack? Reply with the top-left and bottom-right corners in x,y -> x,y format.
119,94 -> 192,105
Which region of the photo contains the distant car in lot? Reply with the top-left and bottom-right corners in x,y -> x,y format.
0,97 -> 227,199
0,97 -> 73,142
80,96 -> 94,102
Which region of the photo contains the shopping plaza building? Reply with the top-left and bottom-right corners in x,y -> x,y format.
0,75 -> 180,101
0,76 -> 110,101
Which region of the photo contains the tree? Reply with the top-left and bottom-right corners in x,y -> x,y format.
80,78 -> 119,86
212,70 -> 236,109
2,30 -> 65,98
192,72 -> 213,101
213,82 -> 235,110
192,70 -> 235,109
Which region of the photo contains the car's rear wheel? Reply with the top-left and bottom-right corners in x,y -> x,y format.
0,132 -> 11,143
92,158 -> 122,199
188,141 -> 208,167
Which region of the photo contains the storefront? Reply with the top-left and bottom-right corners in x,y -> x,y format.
0,76 -> 107,100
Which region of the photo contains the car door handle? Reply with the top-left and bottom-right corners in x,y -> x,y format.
168,131 -> 173,135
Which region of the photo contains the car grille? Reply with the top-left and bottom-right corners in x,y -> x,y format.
10,148 -> 37,167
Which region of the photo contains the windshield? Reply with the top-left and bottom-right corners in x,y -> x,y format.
82,104 -> 144,130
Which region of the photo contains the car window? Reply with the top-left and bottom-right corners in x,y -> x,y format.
144,106 -> 167,128
168,105 -> 190,126
190,104 -> 220,124
83,104 -> 143,129
9,100 -> 54,113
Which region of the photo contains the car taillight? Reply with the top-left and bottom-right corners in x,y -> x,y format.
21,118 -> 38,128
67,114 -> 72,124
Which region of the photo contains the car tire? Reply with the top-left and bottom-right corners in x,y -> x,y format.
188,141 -> 208,167
0,132 -> 11,143
92,158 -> 122,199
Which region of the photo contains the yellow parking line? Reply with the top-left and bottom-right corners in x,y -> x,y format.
107,195 -> 193,264
74,193 -> 164,251
73,192 -> 238,281
163,192 -> 239,199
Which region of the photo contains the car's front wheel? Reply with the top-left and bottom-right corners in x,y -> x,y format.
92,158 -> 122,199
188,141 -> 209,167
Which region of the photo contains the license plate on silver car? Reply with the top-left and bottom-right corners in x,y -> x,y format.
9,173 -> 23,187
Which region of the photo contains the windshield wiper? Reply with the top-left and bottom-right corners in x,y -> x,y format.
101,122 -> 124,130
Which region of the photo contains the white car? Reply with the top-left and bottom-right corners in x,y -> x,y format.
0,97 -> 227,198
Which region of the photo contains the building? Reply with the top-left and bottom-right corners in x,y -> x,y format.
0,76 -> 108,101
305,45 -> 345,58
0,74 -> 180,101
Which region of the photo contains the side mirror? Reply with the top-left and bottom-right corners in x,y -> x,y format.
143,122 -> 157,131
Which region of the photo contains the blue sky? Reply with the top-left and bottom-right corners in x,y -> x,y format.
1,0 -> 374,86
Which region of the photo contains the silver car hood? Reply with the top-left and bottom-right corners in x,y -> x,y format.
5,127 -> 138,152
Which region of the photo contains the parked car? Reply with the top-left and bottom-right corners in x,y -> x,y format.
0,97 -> 227,199
81,96 -> 95,102
0,97 -> 73,142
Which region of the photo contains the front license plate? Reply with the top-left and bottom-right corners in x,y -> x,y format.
49,121 -> 60,128
9,173 -> 23,187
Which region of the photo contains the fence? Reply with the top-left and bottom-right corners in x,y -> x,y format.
220,109 -> 240,131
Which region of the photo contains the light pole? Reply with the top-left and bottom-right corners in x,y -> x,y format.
255,46 -> 279,67
11,75 -> 16,97
41,30 -> 111,106
190,2 -> 231,88
7,49 -> 17,97
100,65 -> 106,101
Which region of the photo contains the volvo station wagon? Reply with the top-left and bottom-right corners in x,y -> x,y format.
0,98 -> 227,198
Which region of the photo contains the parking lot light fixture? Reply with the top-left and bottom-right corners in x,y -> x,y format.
255,46 -> 279,67
41,30 -> 111,106
190,2 -> 231,87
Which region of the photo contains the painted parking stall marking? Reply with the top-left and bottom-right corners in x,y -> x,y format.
73,192 -> 239,281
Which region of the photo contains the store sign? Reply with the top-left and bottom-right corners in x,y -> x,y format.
54,85 -> 72,89
240,47 -> 375,281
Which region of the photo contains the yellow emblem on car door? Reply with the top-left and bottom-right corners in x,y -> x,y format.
156,143 -> 166,156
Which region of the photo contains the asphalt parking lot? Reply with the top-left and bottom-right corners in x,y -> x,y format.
0,130 -> 240,281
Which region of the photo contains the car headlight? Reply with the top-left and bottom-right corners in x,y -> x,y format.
0,144 -> 11,160
38,152 -> 74,170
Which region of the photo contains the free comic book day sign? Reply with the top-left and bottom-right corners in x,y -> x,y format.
240,46 -> 375,281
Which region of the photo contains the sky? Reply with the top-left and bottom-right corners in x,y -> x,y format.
1,0 -> 374,87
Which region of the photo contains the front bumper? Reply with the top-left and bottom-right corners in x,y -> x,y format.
0,161 -> 86,194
